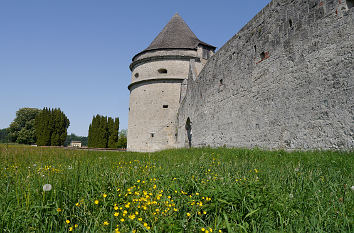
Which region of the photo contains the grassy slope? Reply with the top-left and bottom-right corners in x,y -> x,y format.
0,145 -> 353,232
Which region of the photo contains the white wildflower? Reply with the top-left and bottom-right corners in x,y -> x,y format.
351,186 -> 354,191
43,184 -> 52,192
289,194 -> 294,198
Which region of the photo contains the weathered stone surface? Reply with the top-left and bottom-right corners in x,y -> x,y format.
127,15 -> 214,152
177,0 -> 354,150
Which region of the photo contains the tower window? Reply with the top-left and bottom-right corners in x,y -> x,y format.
347,0 -> 354,9
163,105 -> 169,109
202,48 -> 209,59
158,68 -> 167,74
150,133 -> 155,138
134,73 -> 139,78
289,19 -> 293,28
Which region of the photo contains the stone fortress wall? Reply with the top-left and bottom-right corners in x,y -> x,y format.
177,0 -> 354,150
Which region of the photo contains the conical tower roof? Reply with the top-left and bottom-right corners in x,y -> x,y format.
133,13 -> 215,60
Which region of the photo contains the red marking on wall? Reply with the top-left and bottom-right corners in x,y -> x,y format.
336,9 -> 338,15
256,52 -> 270,64
319,2 -> 324,7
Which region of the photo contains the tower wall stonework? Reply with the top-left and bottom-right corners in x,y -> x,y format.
128,49 -> 205,152
177,0 -> 354,150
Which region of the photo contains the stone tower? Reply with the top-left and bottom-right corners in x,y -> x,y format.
127,13 -> 215,152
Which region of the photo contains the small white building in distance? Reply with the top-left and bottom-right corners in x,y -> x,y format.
70,141 -> 82,148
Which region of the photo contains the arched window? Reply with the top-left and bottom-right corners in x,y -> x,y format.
289,19 -> 293,28
185,117 -> 192,148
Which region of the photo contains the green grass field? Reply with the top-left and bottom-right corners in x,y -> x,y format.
0,145 -> 353,232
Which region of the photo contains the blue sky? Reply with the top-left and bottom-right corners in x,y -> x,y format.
0,0 -> 271,136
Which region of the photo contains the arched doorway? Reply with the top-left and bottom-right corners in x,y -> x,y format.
185,117 -> 192,148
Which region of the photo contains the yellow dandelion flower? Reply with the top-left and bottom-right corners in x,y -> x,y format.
75,202 -> 80,207
206,230 -> 209,233
187,213 -> 191,217
66,220 -> 70,224
120,218 -> 125,222
74,224 -> 78,228
114,206 -> 118,210
203,211 -> 207,214
129,214 -> 136,220
94,200 -> 99,205
219,230 -> 222,233
174,208 -> 178,212
114,212 -> 119,217
138,218 -> 142,221
103,194 -> 107,198
201,228 -> 205,231
69,227 -> 73,231
103,221 -> 109,226
168,196 -> 171,199
115,229 -> 120,233
57,208 -> 61,212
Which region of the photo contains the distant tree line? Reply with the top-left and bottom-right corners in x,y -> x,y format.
35,108 -> 70,146
88,115 -> 119,148
2,108 -> 126,148
0,128 -> 8,143
117,129 -> 127,149
3,107 -> 70,146
64,134 -> 88,147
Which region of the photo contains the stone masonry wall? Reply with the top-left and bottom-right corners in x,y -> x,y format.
177,0 -> 354,150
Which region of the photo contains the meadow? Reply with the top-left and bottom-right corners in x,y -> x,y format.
0,145 -> 353,232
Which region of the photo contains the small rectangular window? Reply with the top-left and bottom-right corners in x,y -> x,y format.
150,133 -> 154,138
163,105 -> 168,109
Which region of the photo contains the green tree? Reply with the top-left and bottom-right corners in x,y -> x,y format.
88,115 -> 120,148
108,117 -> 119,148
98,116 -> 108,148
34,108 -> 70,146
35,108 -> 52,146
0,128 -> 9,143
8,108 -> 41,144
117,129 -> 127,148
88,115 -> 100,148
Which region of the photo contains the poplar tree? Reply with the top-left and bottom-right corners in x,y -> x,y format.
108,117 -> 119,148
88,115 -> 120,148
34,107 -> 69,146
